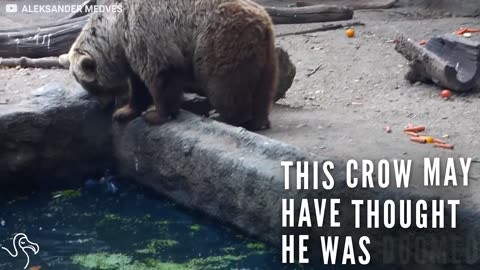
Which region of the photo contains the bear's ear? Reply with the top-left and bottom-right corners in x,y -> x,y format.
77,55 -> 97,82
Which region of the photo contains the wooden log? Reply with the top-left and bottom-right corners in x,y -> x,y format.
0,4 -> 353,58
265,5 -> 353,24
276,21 -> 364,37
395,35 -> 480,92
0,56 -> 65,68
0,15 -> 90,34
0,17 -> 87,58
291,0 -> 398,10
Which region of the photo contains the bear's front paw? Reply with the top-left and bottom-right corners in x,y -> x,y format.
143,110 -> 169,125
243,118 -> 271,131
113,105 -> 140,122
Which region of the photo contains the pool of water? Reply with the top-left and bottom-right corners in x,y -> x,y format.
0,179 -> 302,270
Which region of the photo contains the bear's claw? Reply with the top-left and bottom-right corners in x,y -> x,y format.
143,110 -> 169,125
113,106 -> 140,122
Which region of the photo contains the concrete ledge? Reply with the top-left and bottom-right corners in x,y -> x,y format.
0,83 -> 113,189
113,111 -> 313,243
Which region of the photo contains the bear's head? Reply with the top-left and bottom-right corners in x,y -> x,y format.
68,14 -> 128,102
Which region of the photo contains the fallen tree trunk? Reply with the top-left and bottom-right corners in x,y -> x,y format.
265,5 -> 353,24
276,21 -> 364,37
0,17 -> 87,58
0,56 -> 65,68
395,35 -> 480,92
0,4 -> 353,58
292,0 -> 398,10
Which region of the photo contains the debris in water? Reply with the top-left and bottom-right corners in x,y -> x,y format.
106,182 -> 119,195
84,170 -> 120,195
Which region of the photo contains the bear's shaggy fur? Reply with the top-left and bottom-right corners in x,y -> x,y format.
69,0 -> 278,130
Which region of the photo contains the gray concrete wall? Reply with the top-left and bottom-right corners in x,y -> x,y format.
0,83 -> 113,189
112,112 -> 314,244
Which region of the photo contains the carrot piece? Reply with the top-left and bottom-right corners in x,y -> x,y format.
404,131 -> 419,137
456,28 -> 468,35
434,143 -> 454,150
433,138 -> 447,144
456,28 -> 480,35
404,126 -> 426,133
410,137 -> 427,144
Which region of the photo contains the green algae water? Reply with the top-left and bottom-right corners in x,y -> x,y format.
0,182 -> 290,270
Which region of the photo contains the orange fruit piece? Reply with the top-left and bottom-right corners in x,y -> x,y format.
421,136 -> 434,144
441,89 -> 452,99
346,28 -> 355,38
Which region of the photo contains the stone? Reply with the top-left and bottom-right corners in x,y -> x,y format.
0,83 -> 113,189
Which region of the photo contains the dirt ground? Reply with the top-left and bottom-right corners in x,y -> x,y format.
265,10 -> 480,162
1,1 -> 480,181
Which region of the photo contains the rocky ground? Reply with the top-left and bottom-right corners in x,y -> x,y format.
1,0 -> 480,183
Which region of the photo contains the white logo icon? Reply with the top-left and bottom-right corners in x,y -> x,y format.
2,233 -> 40,269
5,4 -> 18,13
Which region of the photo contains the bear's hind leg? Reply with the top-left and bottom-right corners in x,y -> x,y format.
163,73 -> 186,119
113,72 -> 152,122
242,72 -> 275,131
242,45 -> 278,131
207,77 -> 253,128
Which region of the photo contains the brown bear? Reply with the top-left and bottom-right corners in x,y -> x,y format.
69,0 -> 278,131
